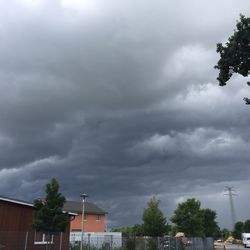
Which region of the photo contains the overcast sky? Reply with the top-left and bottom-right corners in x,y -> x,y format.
0,0 -> 250,230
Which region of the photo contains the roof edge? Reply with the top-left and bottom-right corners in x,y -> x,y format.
0,196 -> 33,207
0,196 -> 77,216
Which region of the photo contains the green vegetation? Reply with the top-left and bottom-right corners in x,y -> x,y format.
233,221 -> 244,239
142,197 -> 168,237
221,228 -> 230,240
33,178 -> 68,249
112,224 -> 144,237
112,197 -> 170,237
171,198 -> 204,237
171,198 -> 219,237
244,220 -> 250,232
201,208 -> 220,237
113,197 -> 221,238
233,220 -> 250,239
125,238 -> 136,250
215,15 -> 250,104
146,238 -> 158,250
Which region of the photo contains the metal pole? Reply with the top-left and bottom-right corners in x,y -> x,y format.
229,189 -> 236,227
111,235 -> 113,250
24,231 -> 28,250
59,232 -> 63,250
88,233 -> 91,250
80,194 -> 88,250
80,199 -> 85,250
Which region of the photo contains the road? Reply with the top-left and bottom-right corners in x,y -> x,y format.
215,244 -> 245,250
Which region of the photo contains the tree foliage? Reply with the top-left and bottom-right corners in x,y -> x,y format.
171,198 -> 204,237
111,227 -> 134,237
244,220 -> 250,233
33,178 -> 68,234
201,208 -> 220,237
114,197 -> 220,239
233,221 -> 244,239
221,228 -> 230,240
112,224 -> 144,237
132,224 -> 145,236
233,220 -> 250,239
142,197 -> 167,237
171,198 -> 219,237
215,14 -> 250,104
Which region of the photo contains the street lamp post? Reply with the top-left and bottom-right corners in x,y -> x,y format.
80,193 -> 88,250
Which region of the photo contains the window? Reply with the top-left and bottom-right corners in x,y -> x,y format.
96,214 -> 100,221
34,232 -> 54,245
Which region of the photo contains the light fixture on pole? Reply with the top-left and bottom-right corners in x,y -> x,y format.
80,193 -> 88,250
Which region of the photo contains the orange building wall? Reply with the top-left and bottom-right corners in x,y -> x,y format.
70,214 -> 106,232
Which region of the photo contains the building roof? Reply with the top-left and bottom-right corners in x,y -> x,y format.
0,195 -> 77,216
0,195 -> 33,207
63,201 -> 107,215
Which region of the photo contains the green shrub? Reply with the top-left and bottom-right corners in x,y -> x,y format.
125,238 -> 136,250
146,238 -> 158,250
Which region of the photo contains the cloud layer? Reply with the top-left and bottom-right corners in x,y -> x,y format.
0,0 -> 250,229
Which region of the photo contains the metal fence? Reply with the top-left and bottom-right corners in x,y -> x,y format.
0,231 -> 69,250
70,236 -> 214,250
0,232 -> 214,250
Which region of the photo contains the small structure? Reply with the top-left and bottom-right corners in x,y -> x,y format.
0,195 -> 75,250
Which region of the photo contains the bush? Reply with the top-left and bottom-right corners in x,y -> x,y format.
146,238 -> 158,250
125,238 -> 136,250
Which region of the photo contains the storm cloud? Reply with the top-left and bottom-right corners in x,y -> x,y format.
0,0 -> 250,229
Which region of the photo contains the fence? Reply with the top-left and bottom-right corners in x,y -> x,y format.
0,231 -> 69,250
70,232 -> 122,249
0,232 -> 214,250
70,236 -> 214,250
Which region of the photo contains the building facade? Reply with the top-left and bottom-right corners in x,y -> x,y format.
0,196 -> 73,250
64,201 -> 107,233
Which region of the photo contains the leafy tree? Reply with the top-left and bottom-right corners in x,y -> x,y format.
201,208 -> 220,237
244,220 -> 250,232
221,228 -> 230,241
146,238 -> 158,250
171,198 -> 204,237
233,221 -> 244,239
170,225 -> 179,237
215,15 -> 250,104
132,224 -> 144,236
142,197 -> 167,237
125,238 -> 136,250
111,227 -> 132,237
33,178 -> 68,248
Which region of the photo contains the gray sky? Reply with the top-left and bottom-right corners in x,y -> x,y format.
0,0 -> 250,230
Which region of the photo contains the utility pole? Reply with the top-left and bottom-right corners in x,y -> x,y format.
224,186 -> 237,230
80,193 -> 88,250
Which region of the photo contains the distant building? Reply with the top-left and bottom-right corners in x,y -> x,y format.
64,201 -> 107,233
63,201 -> 122,249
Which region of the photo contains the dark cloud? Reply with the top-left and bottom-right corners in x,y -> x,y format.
0,0 -> 249,230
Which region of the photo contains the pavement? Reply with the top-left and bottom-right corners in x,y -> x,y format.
214,243 -> 245,250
